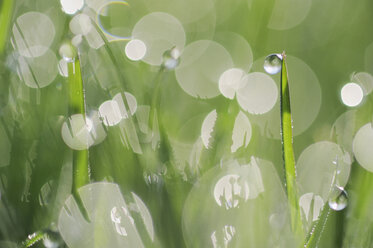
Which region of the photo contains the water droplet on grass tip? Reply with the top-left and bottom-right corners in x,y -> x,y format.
43,231 -> 63,248
264,54 -> 282,74
59,43 -> 77,62
162,47 -> 181,70
328,186 -> 348,211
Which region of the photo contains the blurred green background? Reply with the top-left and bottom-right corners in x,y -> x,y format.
1,0 -> 373,247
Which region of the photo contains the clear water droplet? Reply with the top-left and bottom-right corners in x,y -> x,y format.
162,47 -> 180,70
59,43 -> 77,62
43,230 -> 63,248
263,53 -> 283,74
328,186 -> 348,211
143,172 -> 160,185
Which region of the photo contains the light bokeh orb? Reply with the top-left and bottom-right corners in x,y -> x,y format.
351,72 -> 373,95
132,12 -> 186,65
175,40 -> 233,99
61,114 -> 95,150
12,12 -> 55,58
236,72 -> 278,115
353,123 -> 373,172
98,100 -> 122,126
341,82 -> 364,107
299,193 -> 324,222
125,39 -> 147,61
267,0 -> 312,30
218,68 -> 246,99
18,49 -> 58,88
60,0 -> 84,15
69,14 -> 92,36
297,141 -> 352,200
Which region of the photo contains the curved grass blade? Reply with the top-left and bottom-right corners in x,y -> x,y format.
280,52 -> 303,235
303,205 -> 330,248
0,0 -> 14,55
22,231 -> 45,247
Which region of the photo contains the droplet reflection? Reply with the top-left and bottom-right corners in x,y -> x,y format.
328,186 -> 348,211
162,47 -> 181,70
59,43 -> 77,62
263,54 -> 282,75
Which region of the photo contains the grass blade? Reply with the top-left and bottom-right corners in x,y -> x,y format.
66,51 -> 90,221
0,0 -> 14,55
67,57 -> 89,191
303,205 -> 331,248
280,52 -> 303,235
342,165 -> 373,247
22,231 -> 45,247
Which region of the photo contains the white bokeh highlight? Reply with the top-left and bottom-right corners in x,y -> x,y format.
236,72 -> 278,114
60,0 -> 84,15
299,193 -> 324,222
125,39 -> 147,61
353,123 -> 373,172
132,12 -> 186,65
341,83 -> 363,107
297,141 -> 352,200
176,40 -> 233,99
61,114 -> 95,150
12,12 -> 56,58
218,68 -> 245,99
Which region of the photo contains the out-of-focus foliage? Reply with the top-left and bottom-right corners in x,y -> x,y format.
0,0 -> 373,247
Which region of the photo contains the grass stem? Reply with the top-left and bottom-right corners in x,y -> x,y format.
0,0 -> 14,55
67,54 -> 90,221
280,52 -> 303,236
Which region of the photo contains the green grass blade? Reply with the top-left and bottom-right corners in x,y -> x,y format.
0,0 -> 14,55
280,52 -> 303,235
67,58 -> 89,190
342,165 -> 373,247
67,54 -> 90,221
22,231 -> 45,247
303,205 -> 331,248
